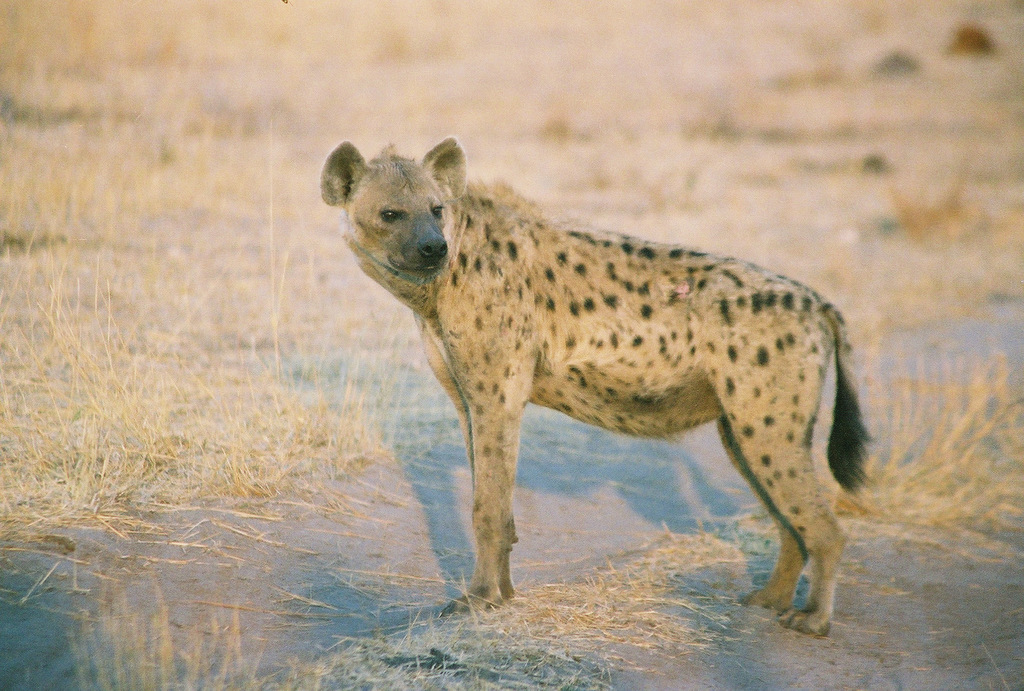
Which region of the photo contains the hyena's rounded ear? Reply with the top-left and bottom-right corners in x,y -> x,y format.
422,137 -> 466,199
321,141 -> 367,206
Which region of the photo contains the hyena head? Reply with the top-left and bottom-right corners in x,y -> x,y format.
321,138 -> 466,285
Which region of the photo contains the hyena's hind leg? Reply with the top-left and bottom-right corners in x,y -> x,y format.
717,417 -> 803,613
717,415 -> 846,636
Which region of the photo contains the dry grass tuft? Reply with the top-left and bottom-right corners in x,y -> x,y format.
888,178 -> 982,244
276,532 -> 741,689
475,532 -> 739,654
74,587 -> 261,691
0,255 -> 381,527
864,354 -> 1024,531
67,531 -> 742,689
539,113 -> 589,144
281,629 -> 611,691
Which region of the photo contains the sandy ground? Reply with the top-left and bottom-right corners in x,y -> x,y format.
3,311 -> 1023,690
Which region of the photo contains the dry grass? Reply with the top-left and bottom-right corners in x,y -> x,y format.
3,0 -> 1021,527
0,242 -> 383,525
279,531 -> 741,689
0,1 -> 404,528
279,630 -> 612,691
472,532 -> 739,655
68,531 -> 742,689
74,587 -> 260,691
863,354 -> 1024,531
888,175 -> 986,244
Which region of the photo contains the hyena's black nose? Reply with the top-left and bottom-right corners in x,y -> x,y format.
418,236 -> 448,260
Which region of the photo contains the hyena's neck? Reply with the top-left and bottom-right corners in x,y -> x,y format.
448,182 -> 545,258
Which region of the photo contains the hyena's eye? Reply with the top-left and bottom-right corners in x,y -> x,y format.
431,205 -> 444,220
380,209 -> 406,223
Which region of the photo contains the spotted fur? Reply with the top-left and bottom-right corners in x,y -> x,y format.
321,138 -> 869,636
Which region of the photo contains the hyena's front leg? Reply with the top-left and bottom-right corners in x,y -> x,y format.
435,396 -> 525,614
466,403 -> 523,606
425,323 -> 534,614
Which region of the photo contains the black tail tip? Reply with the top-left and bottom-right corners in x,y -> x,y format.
828,369 -> 870,492
828,421 -> 870,491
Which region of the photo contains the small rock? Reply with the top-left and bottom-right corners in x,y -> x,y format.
947,23 -> 996,55
38,534 -> 77,555
862,153 -> 890,174
872,51 -> 920,77
875,217 -> 900,236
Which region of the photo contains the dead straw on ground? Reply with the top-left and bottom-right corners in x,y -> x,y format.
3,0 -> 1022,527
0,263 -> 382,526
68,531 -> 745,690
471,531 -> 740,655
863,353 -> 1024,531
279,531 -> 742,689
74,586 -> 261,691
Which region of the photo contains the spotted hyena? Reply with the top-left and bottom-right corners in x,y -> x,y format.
321,138 -> 869,636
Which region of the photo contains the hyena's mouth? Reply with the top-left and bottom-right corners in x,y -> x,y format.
344,235 -> 445,286
339,213 -> 446,286
389,253 -> 447,277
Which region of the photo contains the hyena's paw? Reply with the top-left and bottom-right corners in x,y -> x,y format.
741,587 -> 794,614
779,607 -> 831,637
439,590 -> 503,617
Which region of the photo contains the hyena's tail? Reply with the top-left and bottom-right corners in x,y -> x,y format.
823,305 -> 870,492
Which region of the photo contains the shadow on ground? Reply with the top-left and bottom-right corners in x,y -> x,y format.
385,363 -> 745,590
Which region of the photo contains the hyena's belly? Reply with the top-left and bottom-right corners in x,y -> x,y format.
529,360 -> 723,439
